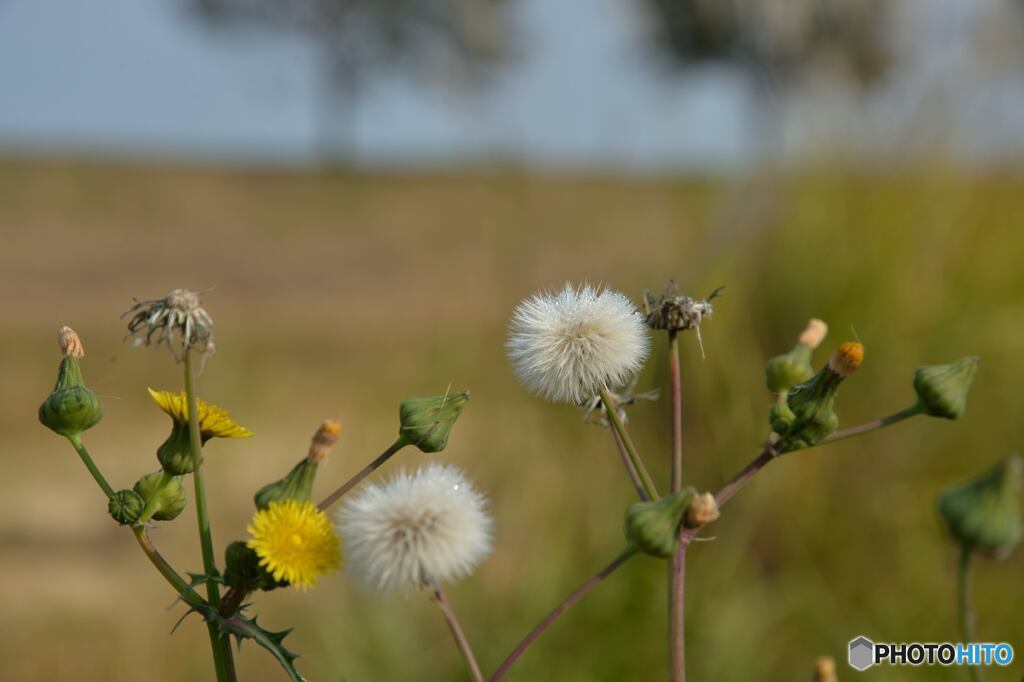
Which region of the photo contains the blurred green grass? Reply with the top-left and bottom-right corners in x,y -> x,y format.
1,158 -> 1022,681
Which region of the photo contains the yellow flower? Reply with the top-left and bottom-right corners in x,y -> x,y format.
247,500 -> 342,591
148,388 -> 253,440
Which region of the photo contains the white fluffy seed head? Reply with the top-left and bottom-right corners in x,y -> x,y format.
506,283 -> 650,404
336,463 -> 493,593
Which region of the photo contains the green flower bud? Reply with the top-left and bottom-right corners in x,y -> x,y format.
765,344 -> 814,395
38,328 -> 104,438
777,342 -> 863,453
224,540 -> 282,591
157,423 -> 195,476
108,489 -> 145,525
254,420 -> 341,510
939,455 -> 1023,557
133,470 -> 187,521
624,489 -> 696,558
765,319 -> 828,395
769,399 -> 796,435
398,390 -> 469,453
913,356 -> 979,420
255,459 -> 318,510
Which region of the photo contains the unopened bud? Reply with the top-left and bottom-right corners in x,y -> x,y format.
776,342 -> 864,452
684,492 -> 719,527
108,489 -> 144,525
939,455 -> 1022,558
39,327 -> 104,438
255,421 -> 340,509
399,390 -> 470,453
134,470 -> 187,521
623,489 -> 695,558
913,356 -> 979,420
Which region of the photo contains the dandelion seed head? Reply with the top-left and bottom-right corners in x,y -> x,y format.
506,283 -> 650,405
337,463 -> 493,593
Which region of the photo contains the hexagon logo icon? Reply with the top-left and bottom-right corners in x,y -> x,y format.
849,636 -> 875,671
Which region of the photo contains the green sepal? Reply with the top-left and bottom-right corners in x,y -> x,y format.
623,488 -> 696,558
157,423 -> 196,475
224,541 -> 285,592
38,356 -> 104,437
108,489 -> 144,525
134,470 -> 187,521
913,356 -> 979,420
765,343 -> 814,395
398,390 -> 470,453
776,365 -> 844,452
939,455 -> 1023,557
254,459 -> 318,511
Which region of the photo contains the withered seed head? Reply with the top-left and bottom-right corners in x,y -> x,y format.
642,280 -> 721,333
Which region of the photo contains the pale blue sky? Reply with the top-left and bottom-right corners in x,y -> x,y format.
0,0 -> 1020,170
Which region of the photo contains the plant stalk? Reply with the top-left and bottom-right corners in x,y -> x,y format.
184,349 -> 236,682
957,543 -> 984,682
317,437 -> 408,511
600,390 -> 658,500
433,585 -> 484,682
132,527 -> 208,610
610,425 -> 649,501
822,405 -> 922,444
667,330 -> 686,682
66,434 -> 115,499
489,548 -> 637,681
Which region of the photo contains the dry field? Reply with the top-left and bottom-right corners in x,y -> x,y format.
1,158 -> 1022,680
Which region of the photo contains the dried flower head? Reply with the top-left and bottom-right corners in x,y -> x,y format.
684,492 -> 720,528
123,288 -> 214,362
642,281 -> 722,357
337,463 -> 493,593
813,656 -> 837,682
507,283 -> 650,405
246,499 -> 342,591
58,326 -> 85,358
798,319 -> 829,350
307,420 -> 342,463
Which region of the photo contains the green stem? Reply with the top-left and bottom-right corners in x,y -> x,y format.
317,438 -> 408,511
600,390 -> 659,500
433,585 -> 484,682
821,405 -> 922,445
136,470 -> 174,524
132,527 -> 208,610
184,350 -> 236,682
489,548 -> 637,681
66,434 -> 115,499
958,544 -> 984,682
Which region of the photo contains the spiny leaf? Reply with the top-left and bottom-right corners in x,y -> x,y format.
216,611 -> 305,682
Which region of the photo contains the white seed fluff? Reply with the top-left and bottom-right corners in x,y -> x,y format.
337,463 -> 493,593
506,283 -> 650,404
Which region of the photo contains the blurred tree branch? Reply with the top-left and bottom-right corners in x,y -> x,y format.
186,0 -> 516,158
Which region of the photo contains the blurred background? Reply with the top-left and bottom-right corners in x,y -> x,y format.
1,0 -> 1022,680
